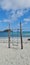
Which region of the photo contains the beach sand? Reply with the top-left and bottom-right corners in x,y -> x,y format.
0,37 -> 30,65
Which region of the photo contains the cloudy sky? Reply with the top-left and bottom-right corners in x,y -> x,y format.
0,0 -> 30,31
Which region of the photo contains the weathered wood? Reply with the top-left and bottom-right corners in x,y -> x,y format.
20,22 -> 23,49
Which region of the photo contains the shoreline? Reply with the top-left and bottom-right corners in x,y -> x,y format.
0,37 -> 30,43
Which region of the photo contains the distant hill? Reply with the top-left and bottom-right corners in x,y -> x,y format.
0,31 -> 3,32
3,29 -> 12,32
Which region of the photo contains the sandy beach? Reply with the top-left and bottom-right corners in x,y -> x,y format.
0,37 -> 30,65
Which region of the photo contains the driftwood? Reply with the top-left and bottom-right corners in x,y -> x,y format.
28,39 -> 30,41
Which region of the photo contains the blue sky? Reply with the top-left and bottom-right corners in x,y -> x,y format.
0,0 -> 30,31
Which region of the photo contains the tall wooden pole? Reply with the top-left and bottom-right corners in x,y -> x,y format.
20,22 -> 23,49
8,23 -> 10,48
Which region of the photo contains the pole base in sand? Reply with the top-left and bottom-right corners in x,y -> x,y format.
21,45 -> 23,49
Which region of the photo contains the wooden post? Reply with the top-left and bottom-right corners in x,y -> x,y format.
8,23 -> 10,48
20,22 -> 23,49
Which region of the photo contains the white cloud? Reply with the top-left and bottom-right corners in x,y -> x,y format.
0,19 -> 12,23
22,18 -> 30,27
7,10 -> 24,22
16,10 -> 23,17
24,18 -> 30,21
0,0 -> 30,10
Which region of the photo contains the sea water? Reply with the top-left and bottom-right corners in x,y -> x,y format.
0,31 -> 30,37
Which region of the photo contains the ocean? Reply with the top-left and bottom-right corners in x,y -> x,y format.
0,31 -> 30,37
